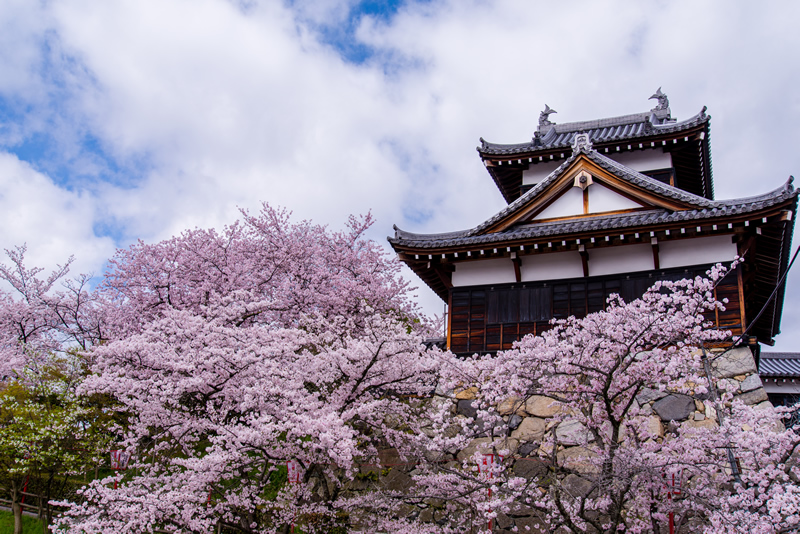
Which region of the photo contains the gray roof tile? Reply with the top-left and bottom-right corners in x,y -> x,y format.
479,107 -> 708,156
760,353 -> 800,378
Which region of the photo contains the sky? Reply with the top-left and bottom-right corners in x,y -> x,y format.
0,0 -> 799,348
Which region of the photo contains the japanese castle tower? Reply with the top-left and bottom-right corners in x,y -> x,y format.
389,90 -> 797,356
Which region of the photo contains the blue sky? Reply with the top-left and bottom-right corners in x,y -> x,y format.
0,0 -> 799,347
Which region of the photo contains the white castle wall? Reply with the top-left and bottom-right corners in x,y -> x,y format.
451,236 -> 738,287
659,235 -> 737,269
607,149 -> 672,172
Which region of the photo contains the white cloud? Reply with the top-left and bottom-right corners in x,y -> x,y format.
0,153 -> 115,277
0,0 -> 799,346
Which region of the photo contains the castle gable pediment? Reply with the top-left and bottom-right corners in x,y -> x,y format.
475,150 -> 708,235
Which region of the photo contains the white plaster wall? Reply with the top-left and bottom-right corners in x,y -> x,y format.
534,187 -> 584,220
608,149 -> 672,172
588,244 -> 653,276
659,235 -> 737,269
452,258 -> 516,287
522,160 -> 562,185
520,251 -> 584,281
763,381 -> 800,394
589,183 -> 643,213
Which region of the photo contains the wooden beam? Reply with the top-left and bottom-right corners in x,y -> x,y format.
737,268 -> 747,332
446,290 -> 453,351
651,238 -> 660,270
579,245 -> 589,277
583,188 -> 589,214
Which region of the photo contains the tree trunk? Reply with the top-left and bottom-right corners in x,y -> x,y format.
11,479 -> 23,534
12,501 -> 22,534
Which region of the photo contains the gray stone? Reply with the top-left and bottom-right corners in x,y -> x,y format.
434,382 -> 453,397
506,502 -> 536,517
473,412 -> 502,433
740,373 -> 763,393
423,449 -> 450,463
736,387 -> 769,406
636,387 -> 667,405
418,507 -> 434,523
653,394 -> 694,422
456,399 -> 478,419
384,469 -> 414,492
508,414 -> 523,431
513,458 -> 548,480
561,474 -> 594,498
518,442 -> 537,457
556,419 -> 590,445
511,416 -> 546,442
710,347 -> 757,379
557,446 -> 599,474
378,447 -> 401,468
495,512 -> 514,530
753,400 -> 775,411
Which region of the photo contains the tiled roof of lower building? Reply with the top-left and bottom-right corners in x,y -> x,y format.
760,352 -> 800,378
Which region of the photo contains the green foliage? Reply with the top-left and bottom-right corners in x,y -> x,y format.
0,350 -> 118,525
0,357 -> 113,481
261,463 -> 288,501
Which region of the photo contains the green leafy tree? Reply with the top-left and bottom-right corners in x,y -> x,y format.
0,353 -> 114,534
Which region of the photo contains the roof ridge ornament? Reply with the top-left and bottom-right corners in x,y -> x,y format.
538,104 -> 557,129
572,132 -> 592,151
649,87 -> 670,112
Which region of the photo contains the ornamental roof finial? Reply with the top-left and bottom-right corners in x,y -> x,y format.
649,87 -> 669,111
539,104 -> 557,128
572,132 -> 592,151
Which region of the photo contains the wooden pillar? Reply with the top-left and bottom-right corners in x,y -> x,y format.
651,238 -> 660,270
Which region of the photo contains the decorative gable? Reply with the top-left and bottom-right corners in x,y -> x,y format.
532,174 -> 648,221
480,151 -> 695,234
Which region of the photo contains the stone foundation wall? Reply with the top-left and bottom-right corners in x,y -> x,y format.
440,346 -> 773,533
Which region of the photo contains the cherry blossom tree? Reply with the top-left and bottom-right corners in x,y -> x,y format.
19,206 -> 799,534
383,265 -> 800,534
54,206 -> 444,534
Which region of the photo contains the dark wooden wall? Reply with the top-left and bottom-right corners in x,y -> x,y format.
449,264 -> 743,355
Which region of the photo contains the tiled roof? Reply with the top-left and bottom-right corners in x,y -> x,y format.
390,146 -> 796,249
760,353 -> 800,378
478,107 -> 708,156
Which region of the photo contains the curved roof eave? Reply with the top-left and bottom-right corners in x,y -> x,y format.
389,178 -> 796,250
